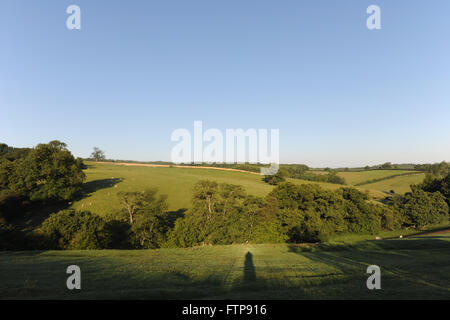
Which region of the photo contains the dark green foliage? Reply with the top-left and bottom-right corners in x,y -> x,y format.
167,180 -> 286,247
279,165 -> 346,185
10,141 -> 85,201
397,189 -> 449,227
381,162 -> 393,169
416,173 -> 450,204
40,210 -> 112,249
90,147 -> 106,162
262,169 -> 287,185
268,183 -> 401,242
1,141 -> 85,202
0,223 -> 33,250
0,143 -> 30,162
414,161 -> 449,177
117,188 -> 170,248
0,190 -> 24,222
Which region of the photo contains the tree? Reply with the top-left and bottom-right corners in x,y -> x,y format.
381,162 -> 393,169
91,147 -> 105,162
40,210 -> 112,249
9,141 -> 85,201
117,188 -> 168,224
262,169 -> 287,185
398,189 -> 449,227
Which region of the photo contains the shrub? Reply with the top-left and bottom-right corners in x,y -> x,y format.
397,189 -> 449,227
40,210 -> 112,249
262,170 -> 287,185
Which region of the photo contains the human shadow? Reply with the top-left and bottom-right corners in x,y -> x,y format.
244,251 -> 256,283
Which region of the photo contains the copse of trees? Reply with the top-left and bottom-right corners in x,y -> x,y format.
0,141 -> 85,223
116,188 -> 170,248
267,183 -> 402,242
416,172 -> 450,204
414,161 -> 449,177
167,180 -> 286,247
0,141 -> 85,202
396,189 -> 448,227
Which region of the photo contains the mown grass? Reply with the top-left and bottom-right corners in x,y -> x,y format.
1,233 -> 449,299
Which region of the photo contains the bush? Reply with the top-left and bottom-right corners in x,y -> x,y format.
262,170 -> 287,185
40,210 -> 112,249
397,189 -> 449,227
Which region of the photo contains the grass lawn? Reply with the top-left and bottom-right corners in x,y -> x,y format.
1,232 -> 449,299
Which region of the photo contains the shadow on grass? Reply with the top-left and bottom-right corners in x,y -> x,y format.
10,178 -> 125,230
3,236 -> 449,299
82,178 -> 123,195
244,251 -> 256,283
287,236 -> 450,299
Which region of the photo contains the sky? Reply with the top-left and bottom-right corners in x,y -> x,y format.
1,0 -> 450,167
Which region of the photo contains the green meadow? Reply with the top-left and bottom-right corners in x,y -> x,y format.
336,170 -> 419,186
70,162 -> 410,215
361,173 -> 427,195
1,232 -> 449,299
71,162 -> 273,214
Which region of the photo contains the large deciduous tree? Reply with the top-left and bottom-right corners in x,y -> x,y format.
8,140 -> 85,201
91,147 -> 105,162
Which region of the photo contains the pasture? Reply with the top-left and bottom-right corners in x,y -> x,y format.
72,162 -> 273,214
336,170 -> 418,186
1,232 -> 449,299
361,173 -> 427,195
71,162 -> 400,215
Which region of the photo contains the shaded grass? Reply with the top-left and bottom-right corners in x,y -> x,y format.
1,233 -> 449,300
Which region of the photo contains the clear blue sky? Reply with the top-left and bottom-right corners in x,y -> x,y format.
1,0 -> 450,167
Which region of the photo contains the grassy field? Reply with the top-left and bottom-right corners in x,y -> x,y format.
336,170 -> 419,186
71,162 -> 274,214
1,232 -> 449,299
361,173 -> 426,195
71,162 -> 400,215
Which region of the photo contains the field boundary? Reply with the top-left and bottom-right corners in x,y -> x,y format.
355,172 -> 423,187
94,161 -> 261,175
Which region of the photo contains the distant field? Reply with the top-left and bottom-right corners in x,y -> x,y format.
361,173 -> 426,195
72,163 -> 397,215
286,178 -> 387,200
336,170 -> 419,186
1,232 -> 449,299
